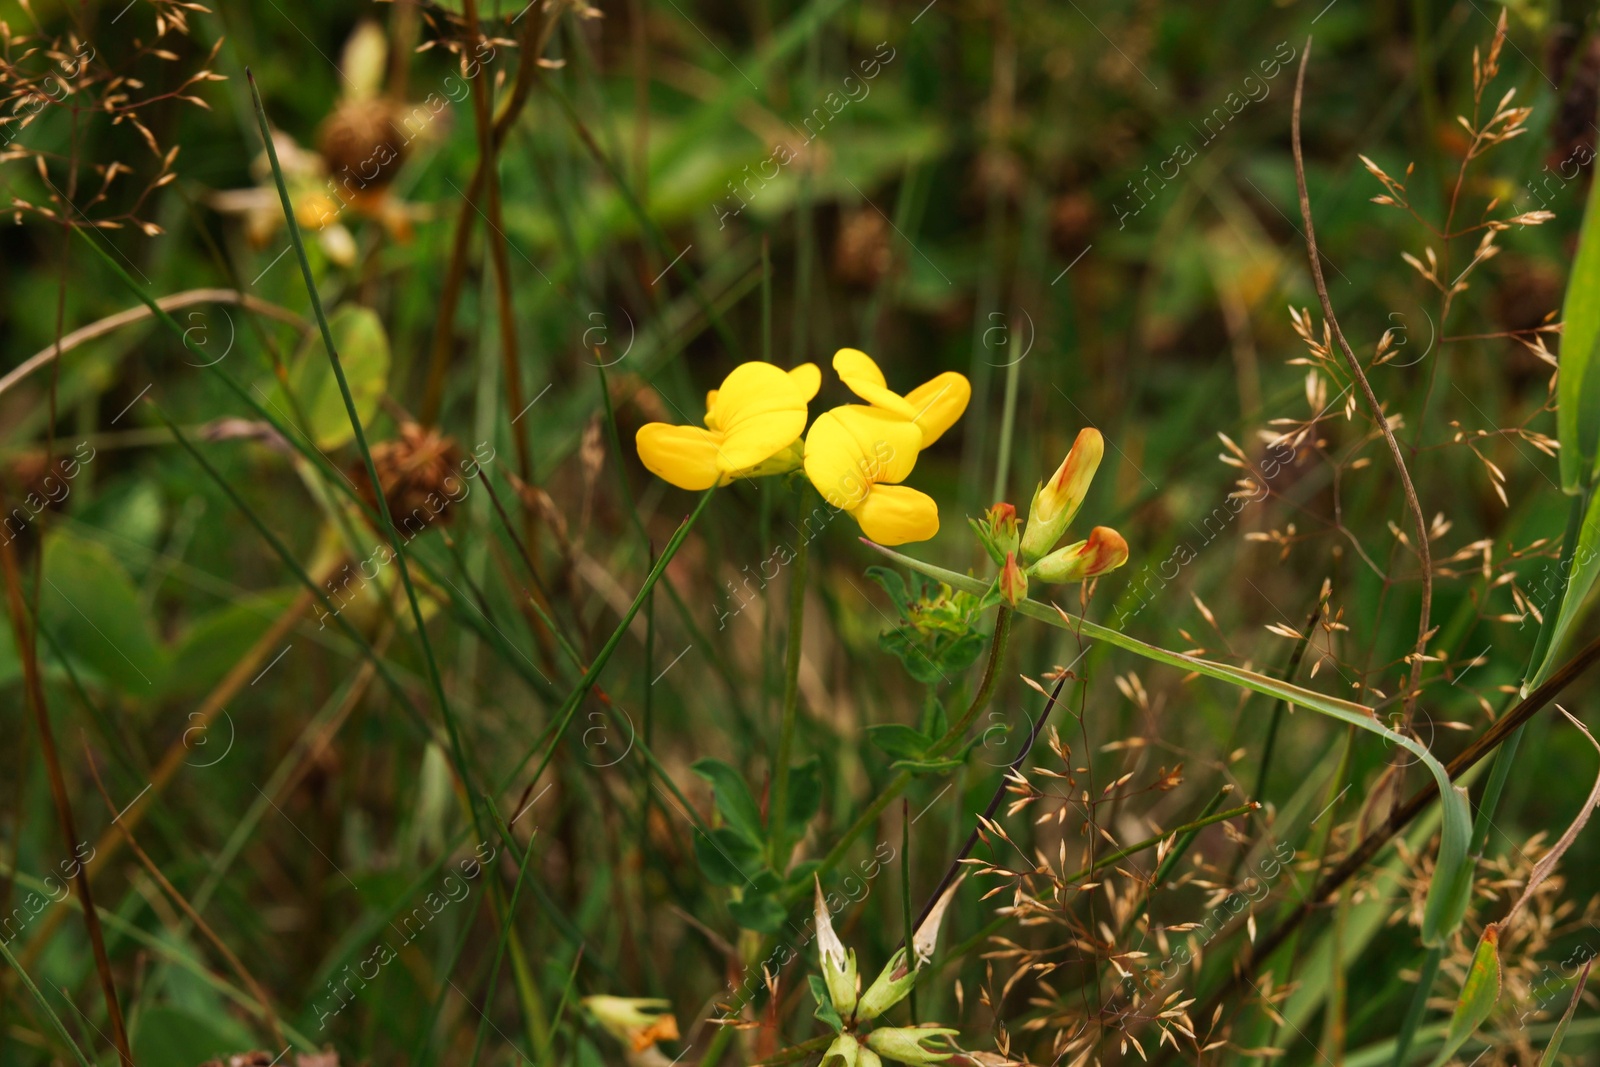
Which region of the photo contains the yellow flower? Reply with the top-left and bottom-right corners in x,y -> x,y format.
636,362 -> 820,490
802,405 -> 938,545
832,349 -> 970,448
582,995 -> 680,1052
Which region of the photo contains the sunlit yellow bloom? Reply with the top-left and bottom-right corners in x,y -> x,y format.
1020,428 -> 1103,562
636,362 -> 819,490
803,406 -> 938,545
832,349 -> 970,448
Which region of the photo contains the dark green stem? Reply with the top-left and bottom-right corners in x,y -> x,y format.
769,488 -> 811,869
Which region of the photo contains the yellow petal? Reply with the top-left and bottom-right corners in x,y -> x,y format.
636,423 -> 726,490
851,484 -> 940,545
832,348 -> 887,387
708,362 -> 809,471
704,389 -> 721,430
803,405 -> 923,510
904,372 -> 971,448
788,363 -> 822,402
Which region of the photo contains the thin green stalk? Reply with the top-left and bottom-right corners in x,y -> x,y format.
901,798 -> 916,1022
769,487 -> 811,869
992,356 -> 1020,504
1249,603 -> 1321,808
0,936 -> 97,1067
248,71 -> 491,842
1390,945 -> 1443,1067
468,829 -> 541,1067
151,404 -> 430,737
509,490 -> 717,793
785,607 -> 1013,907
67,224 -> 558,702
1060,803 -> 1258,884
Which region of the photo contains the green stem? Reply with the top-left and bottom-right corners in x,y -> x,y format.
1390,945 -> 1443,1067
1061,803 -> 1258,884
0,936 -> 95,1067
784,607 -> 1013,907
510,490 -> 717,793
248,72 -> 488,843
467,826 -> 541,1067
769,489 -> 811,869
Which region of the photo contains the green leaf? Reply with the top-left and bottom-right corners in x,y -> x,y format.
866,723 -> 932,760
131,1005 -> 255,1066
890,756 -> 967,775
1536,957 -> 1594,1065
692,758 -> 766,845
728,892 -> 787,933
161,590 -> 298,701
1427,925 -> 1502,1067
1560,160 -> 1600,491
1421,784 -> 1473,948
785,757 -> 823,841
869,542 -> 1478,946
810,974 -> 845,1032
866,565 -> 911,610
40,532 -> 167,695
693,826 -> 762,887
289,305 -> 390,449
1540,488 -> 1600,682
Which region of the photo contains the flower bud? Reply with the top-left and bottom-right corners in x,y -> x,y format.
969,502 -> 1019,566
815,878 -> 859,1018
856,947 -> 916,1021
998,551 -> 1028,606
581,996 -> 679,1052
822,1034 -> 861,1067
1020,429 -> 1103,562
1028,526 -> 1129,584
865,1026 -> 963,1065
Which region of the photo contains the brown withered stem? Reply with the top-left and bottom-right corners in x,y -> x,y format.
419,7 -> 554,424
83,743 -> 287,1050
1292,38 -> 1433,740
1173,628 -> 1600,1049
0,496 -> 133,1067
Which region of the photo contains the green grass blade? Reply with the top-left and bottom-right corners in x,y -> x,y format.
866,541 -> 1476,946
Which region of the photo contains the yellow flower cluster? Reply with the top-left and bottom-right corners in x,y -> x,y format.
635,351 -> 969,545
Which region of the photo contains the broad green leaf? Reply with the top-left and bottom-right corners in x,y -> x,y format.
289,304 -> 390,449
161,589 -> 297,701
692,758 -> 765,845
728,892 -> 787,933
39,531 -> 167,695
869,543 -> 1477,946
784,757 -> 823,841
693,826 -> 762,887
1561,162 -> 1600,491
1539,488 -> 1600,686
132,1005 -> 256,1066
866,723 -> 932,760
1427,926 -> 1502,1067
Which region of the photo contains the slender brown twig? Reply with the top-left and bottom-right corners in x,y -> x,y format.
419,8 -> 553,424
83,743 -> 287,1050
1178,628 -> 1600,1040
1291,36 -> 1434,725
0,498 -> 133,1067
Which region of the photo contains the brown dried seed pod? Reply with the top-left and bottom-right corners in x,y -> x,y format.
833,207 -> 893,288
352,422 -> 466,536
316,98 -> 407,203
